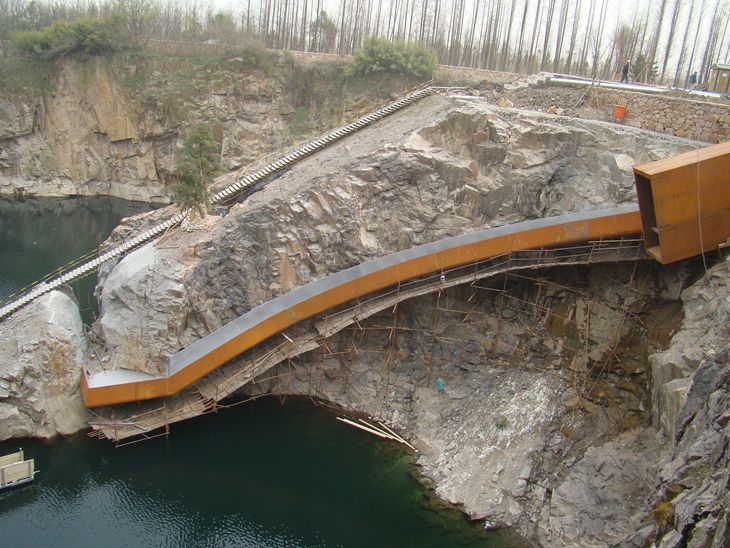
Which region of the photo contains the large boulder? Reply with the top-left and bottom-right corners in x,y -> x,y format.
98,241 -> 198,376
0,290 -> 89,440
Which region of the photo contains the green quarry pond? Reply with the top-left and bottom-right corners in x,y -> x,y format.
0,196 -> 153,321
0,399 -> 522,547
0,197 -> 522,547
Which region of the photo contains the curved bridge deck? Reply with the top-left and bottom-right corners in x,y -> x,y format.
83,206 -> 644,418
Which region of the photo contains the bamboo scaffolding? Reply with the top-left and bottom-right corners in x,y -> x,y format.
87,240 -> 647,443
336,417 -> 395,440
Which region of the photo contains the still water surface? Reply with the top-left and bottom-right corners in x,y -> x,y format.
0,399 -> 522,547
0,196 -> 153,321
0,197 -> 522,547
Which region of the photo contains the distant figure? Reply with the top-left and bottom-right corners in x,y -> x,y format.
690,71 -> 698,89
621,61 -> 630,83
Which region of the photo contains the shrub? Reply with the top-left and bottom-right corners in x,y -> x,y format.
495,415 -> 509,430
11,17 -> 124,59
349,36 -> 436,79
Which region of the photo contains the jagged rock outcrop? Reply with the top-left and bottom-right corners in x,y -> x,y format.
1,58 -> 168,201
0,56 -> 286,201
3,89 -> 726,547
651,263 -> 730,437
623,260 -> 730,547
0,290 -> 89,439
94,97 -> 698,374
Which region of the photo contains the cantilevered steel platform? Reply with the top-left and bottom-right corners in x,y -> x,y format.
634,141 -> 730,264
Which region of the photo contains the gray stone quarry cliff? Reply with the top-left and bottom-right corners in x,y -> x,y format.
1,58 -> 168,201
94,96 -> 698,376
0,54 -> 335,202
627,262 -> 730,548
1,93 -> 727,547
87,95 -> 727,545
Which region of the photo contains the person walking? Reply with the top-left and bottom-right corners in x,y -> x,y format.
689,71 -> 698,89
620,60 -> 630,83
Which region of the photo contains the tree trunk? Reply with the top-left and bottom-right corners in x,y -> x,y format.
499,0 -> 517,70
673,0 -> 694,87
540,0 -> 556,71
699,0 -> 723,81
659,0 -> 682,82
529,0 -> 544,74
514,0 -> 531,72
564,0 -> 581,73
684,0 -> 706,84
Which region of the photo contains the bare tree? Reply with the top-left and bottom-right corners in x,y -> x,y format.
659,0 -> 682,82
498,0 -> 517,70
699,0 -> 724,80
578,0 -> 596,73
564,0 -> 582,73
529,0 -> 545,73
684,0 -> 707,83
513,0 -> 531,71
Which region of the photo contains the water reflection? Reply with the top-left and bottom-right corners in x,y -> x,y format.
0,196 -> 154,321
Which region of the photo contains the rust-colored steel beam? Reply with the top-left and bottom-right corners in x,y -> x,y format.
634,140 -> 730,264
82,207 -> 642,408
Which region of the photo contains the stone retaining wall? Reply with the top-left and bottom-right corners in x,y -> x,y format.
436,65 -> 521,85
587,87 -> 730,143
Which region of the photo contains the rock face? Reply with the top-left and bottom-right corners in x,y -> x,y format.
0,290 -> 89,439
0,53 -> 397,202
1,58 -> 168,202
99,235 -> 207,375
651,264 -> 730,437
624,260 -> 730,547
3,89 -> 727,547
538,428 -> 671,547
0,56 -> 288,201
94,96 -> 698,375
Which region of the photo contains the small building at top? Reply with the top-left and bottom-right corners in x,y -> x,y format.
708,63 -> 730,94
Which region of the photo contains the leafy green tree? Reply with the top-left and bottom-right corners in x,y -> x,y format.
11,17 -> 124,58
349,37 -> 436,79
171,125 -> 222,221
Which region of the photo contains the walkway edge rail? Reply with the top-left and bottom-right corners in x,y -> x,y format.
81,205 -> 643,408
0,83 -> 435,321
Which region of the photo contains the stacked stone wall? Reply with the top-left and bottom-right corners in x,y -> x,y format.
587,87 -> 730,143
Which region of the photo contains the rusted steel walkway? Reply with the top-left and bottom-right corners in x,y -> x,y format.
82,205 -> 643,412
87,230 -> 646,444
